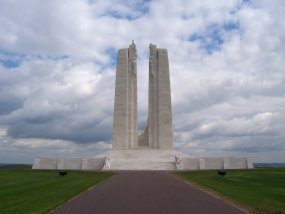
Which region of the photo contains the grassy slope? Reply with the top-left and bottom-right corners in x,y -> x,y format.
176,168 -> 285,214
0,167 -> 114,214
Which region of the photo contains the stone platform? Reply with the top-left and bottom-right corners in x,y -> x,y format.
98,149 -> 186,170
32,149 -> 253,171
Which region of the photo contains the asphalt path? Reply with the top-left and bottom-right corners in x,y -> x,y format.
52,171 -> 246,214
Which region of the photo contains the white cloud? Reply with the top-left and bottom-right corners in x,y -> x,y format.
0,0 -> 285,163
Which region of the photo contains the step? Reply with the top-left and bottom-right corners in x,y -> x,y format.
107,161 -> 177,170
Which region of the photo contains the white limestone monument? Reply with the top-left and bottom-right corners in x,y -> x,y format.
32,41 -> 253,171
112,41 -> 138,150
113,42 -> 173,151
145,44 -> 173,150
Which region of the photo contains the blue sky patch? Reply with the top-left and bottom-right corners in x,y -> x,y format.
0,49 -> 25,68
95,47 -> 117,72
104,11 -> 137,20
106,47 -> 117,67
230,0 -> 251,16
35,54 -> 69,61
0,59 -> 21,68
0,48 -> 69,68
243,0 -> 251,4
102,0 -> 150,20
189,25 -> 224,54
224,21 -> 239,31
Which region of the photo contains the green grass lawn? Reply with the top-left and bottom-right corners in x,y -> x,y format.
175,168 -> 285,214
0,167 -> 115,214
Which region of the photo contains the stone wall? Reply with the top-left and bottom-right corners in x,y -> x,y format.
32,158 -> 105,170
180,157 -> 253,170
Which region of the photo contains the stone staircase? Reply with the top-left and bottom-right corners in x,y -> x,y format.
100,149 -> 184,171
109,160 -> 176,170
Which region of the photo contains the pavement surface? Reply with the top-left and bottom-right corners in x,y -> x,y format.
52,171 -> 246,214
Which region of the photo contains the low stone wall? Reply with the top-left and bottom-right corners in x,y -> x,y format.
32,157 -> 105,170
32,158 -> 58,170
180,158 -> 200,170
200,157 -> 224,170
82,158 -> 105,170
180,157 -> 253,170
223,157 -> 249,169
57,158 -> 82,170
32,155 -> 253,171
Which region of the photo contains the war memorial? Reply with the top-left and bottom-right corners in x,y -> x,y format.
33,42 -> 253,171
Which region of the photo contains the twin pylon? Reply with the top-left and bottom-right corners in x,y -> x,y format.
113,41 -> 173,150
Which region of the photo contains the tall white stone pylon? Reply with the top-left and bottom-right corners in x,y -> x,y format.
112,41 -> 137,150
147,44 -> 173,149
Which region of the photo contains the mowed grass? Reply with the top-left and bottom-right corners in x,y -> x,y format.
176,168 -> 285,214
0,167 -> 114,214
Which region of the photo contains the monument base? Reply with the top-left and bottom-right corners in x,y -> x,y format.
32,149 -> 253,171
98,149 -> 186,170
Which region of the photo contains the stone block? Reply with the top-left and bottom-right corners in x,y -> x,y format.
223,157 -> 248,169
57,158 -> 82,170
204,158 -> 224,169
33,158 -> 58,170
81,158 -> 105,170
181,158 -> 200,170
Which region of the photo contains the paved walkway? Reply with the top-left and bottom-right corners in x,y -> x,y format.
52,171 -> 246,214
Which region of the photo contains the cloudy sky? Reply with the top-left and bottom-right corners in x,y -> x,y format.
0,0 -> 284,164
